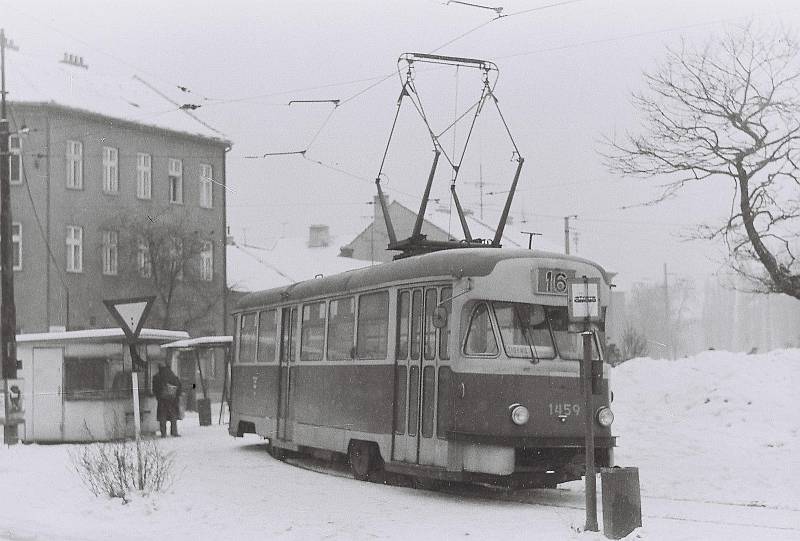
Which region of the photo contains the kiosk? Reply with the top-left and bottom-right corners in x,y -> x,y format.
17,328 -> 189,442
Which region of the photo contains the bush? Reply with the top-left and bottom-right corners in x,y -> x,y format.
70,438 -> 176,502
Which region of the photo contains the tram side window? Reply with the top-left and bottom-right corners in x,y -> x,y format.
239,313 -> 258,363
464,303 -> 498,356
423,288 -> 437,360
257,309 -> 277,363
396,291 -> 410,360
328,297 -> 355,360
357,291 -> 389,359
410,290 -> 423,360
301,302 -> 326,361
439,286 -> 452,360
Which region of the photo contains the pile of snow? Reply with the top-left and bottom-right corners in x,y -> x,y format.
0,349 -> 797,540
611,349 -> 799,508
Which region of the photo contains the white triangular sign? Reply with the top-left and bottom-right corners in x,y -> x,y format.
115,301 -> 149,335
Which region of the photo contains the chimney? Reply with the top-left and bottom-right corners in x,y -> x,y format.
308,224 -> 330,248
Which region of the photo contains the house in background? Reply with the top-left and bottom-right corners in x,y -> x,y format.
7,51 -> 230,392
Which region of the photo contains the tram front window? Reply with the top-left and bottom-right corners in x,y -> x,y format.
493,302 -> 555,359
545,306 -> 601,360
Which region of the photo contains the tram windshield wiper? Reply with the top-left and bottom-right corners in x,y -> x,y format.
512,304 -> 539,364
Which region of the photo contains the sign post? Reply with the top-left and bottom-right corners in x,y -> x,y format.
103,296 -> 155,440
567,277 -> 601,533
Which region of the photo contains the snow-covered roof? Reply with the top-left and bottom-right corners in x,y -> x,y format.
423,205 -> 522,247
17,328 -> 190,344
8,50 -> 228,143
161,336 -> 233,350
227,234 -> 372,293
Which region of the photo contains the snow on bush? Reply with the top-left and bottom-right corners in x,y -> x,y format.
69,438 -> 176,502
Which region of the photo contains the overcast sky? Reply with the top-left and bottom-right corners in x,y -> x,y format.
4,0 -> 799,290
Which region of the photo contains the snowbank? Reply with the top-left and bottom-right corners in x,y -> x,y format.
0,349 -> 797,540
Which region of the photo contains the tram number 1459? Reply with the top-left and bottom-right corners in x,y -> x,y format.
549,403 -> 580,417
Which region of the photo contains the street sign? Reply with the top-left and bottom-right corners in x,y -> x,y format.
103,296 -> 156,341
567,278 -> 601,322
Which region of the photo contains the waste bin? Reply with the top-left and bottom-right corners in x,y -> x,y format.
197,398 -> 212,426
601,467 -> 642,539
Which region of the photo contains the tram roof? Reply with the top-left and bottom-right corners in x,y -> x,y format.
235,248 -> 610,311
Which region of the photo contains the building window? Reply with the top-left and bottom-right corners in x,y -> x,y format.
9,134 -> 21,185
102,146 -> 119,192
169,236 -> 183,280
12,223 -> 21,270
137,237 -> 152,278
200,164 -> 213,208
102,230 -> 118,275
66,140 -> 83,189
168,158 -> 183,204
200,241 -> 213,281
66,225 -> 83,273
136,153 -> 152,199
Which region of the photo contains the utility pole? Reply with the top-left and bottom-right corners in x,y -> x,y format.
663,263 -> 672,360
1,29 -> 20,445
564,215 -> 577,255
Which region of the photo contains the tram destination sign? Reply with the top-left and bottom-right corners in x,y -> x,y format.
567,278 -> 601,322
534,268 -> 576,295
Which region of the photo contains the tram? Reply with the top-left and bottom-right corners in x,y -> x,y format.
229,247 -> 615,487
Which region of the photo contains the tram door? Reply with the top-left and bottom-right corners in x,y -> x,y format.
277,306 -> 296,441
393,287 -> 448,465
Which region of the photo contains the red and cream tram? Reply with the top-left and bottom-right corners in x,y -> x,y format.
229,248 -> 615,487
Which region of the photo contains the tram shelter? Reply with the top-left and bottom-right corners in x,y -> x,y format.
161,335 -> 233,425
17,328 -> 189,442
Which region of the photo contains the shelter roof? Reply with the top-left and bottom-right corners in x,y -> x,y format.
161,336 -> 233,350
17,328 -> 190,344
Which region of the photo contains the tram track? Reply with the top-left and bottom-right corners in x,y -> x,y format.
283,453 -> 800,534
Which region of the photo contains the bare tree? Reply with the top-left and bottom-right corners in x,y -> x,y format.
619,325 -> 649,362
606,24 -> 800,299
105,209 -> 223,330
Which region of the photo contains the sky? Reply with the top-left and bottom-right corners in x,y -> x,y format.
3,0 -> 800,290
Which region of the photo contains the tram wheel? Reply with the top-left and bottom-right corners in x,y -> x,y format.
348,441 -> 381,482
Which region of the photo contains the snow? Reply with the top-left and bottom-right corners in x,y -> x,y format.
17,328 -> 190,343
161,336 -> 233,350
1,349 -> 798,540
227,235 -> 371,292
9,50 -> 226,142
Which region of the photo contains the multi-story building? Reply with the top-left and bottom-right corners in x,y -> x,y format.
6,51 -> 230,389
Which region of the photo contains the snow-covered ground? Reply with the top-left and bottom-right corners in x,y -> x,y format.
1,349 -> 798,540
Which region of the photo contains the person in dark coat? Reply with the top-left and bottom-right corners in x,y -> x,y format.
152,363 -> 182,437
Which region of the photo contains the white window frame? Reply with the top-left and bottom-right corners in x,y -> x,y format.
102,230 -> 118,276
12,222 -> 21,271
199,163 -> 213,208
137,237 -> 152,278
102,146 -> 119,193
200,241 -> 213,281
136,153 -> 152,199
66,140 -> 83,189
9,134 -> 21,185
66,225 -> 83,273
168,158 -> 183,204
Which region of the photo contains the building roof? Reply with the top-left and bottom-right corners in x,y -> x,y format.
227,234 -> 372,293
8,50 -> 228,144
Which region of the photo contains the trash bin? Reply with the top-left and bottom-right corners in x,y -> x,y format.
197,398 -> 212,426
601,467 -> 642,539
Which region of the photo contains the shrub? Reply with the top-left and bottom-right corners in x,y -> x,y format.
70,438 -> 176,502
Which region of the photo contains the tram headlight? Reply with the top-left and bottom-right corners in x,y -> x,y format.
596,406 -> 614,427
509,404 -> 530,426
